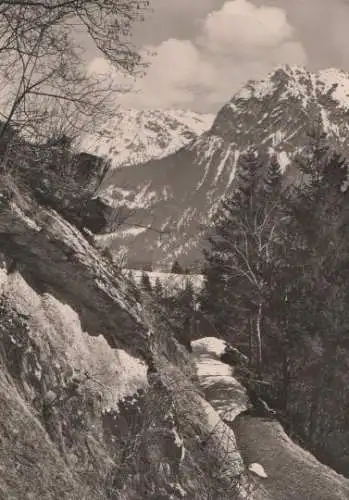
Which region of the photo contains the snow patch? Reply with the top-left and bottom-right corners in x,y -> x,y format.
248,462 -> 268,479
235,77 -> 276,101
317,68 -> 349,109
1,271 -> 147,409
191,337 -> 227,358
214,146 -> 232,184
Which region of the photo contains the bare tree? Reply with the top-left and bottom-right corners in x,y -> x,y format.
0,0 -> 150,143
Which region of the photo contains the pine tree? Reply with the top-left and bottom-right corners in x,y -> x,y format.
200,248 -> 233,336
202,132 -> 349,469
179,279 -> 195,312
264,154 -> 282,198
173,279 -> 195,349
171,260 -> 183,274
269,138 -> 349,441
140,271 -> 152,293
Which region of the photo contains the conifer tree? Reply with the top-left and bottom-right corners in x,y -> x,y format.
126,270 -> 141,302
264,154 -> 282,198
140,271 -> 152,293
270,137 -> 349,436
202,132 -> 349,469
171,260 -> 184,274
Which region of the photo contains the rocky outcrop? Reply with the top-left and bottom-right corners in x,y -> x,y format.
2,138 -> 113,233
0,184 -> 147,358
0,258 -> 149,499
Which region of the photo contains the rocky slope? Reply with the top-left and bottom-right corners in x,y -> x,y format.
0,156 -> 246,499
79,108 -> 214,169
96,65 -> 349,269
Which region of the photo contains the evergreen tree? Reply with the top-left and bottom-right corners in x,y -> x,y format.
171,260 -> 184,274
140,271 -> 152,293
126,271 -> 141,302
266,138 -> 349,465
202,132 -> 349,472
264,154 -> 282,198
174,279 -> 195,349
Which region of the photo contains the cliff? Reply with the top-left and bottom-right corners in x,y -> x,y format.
0,170 -> 246,499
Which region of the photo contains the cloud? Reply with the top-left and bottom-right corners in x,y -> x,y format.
88,0 -> 307,112
199,0 -> 294,55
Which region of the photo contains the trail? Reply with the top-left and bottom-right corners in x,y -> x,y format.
191,337 -> 349,500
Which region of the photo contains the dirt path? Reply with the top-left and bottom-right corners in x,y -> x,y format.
232,415 -> 349,500
191,337 -> 349,500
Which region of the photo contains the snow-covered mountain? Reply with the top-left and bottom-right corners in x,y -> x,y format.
97,65 -> 349,269
79,108 -> 215,169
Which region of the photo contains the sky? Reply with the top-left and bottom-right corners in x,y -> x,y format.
88,0 -> 349,113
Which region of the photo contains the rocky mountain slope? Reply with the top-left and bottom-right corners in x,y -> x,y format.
79,108 -> 214,169
96,65 -> 349,269
0,164 -> 242,499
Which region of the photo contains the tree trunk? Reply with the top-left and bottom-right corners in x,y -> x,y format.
282,354 -> 290,411
308,386 -> 321,448
248,318 -> 253,366
256,301 -> 263,377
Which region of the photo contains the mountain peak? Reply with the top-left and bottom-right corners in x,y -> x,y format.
79,107 -> 215,169
230,65 -> 349,110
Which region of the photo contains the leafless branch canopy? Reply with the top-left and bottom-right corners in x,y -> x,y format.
0,0 -> 150,141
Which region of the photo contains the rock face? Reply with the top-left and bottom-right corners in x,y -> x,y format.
97,66 -> 349,269
79,107 -> 214,169
0,188 -> 148,358
3,137 -> 113,233
0,174 -> 248,499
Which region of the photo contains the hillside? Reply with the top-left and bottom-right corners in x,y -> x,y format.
96,65 -> 349,269
0,167 -> 243,499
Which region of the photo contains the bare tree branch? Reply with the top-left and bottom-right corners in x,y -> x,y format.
0,0 -> 151,143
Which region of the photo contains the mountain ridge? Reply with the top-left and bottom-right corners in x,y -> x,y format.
79,107 -> 215,169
